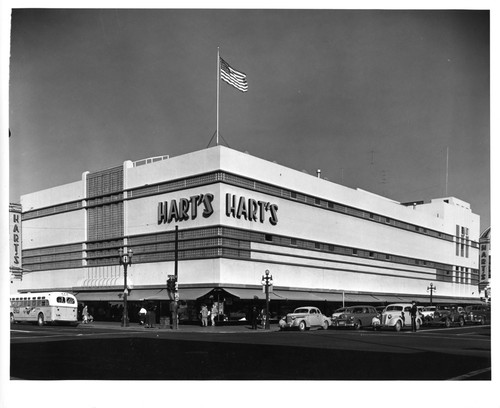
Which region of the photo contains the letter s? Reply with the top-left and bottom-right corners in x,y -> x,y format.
202,193 -> 214,218
269,204 -> 278,226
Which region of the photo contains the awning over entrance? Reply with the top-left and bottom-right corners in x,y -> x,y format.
344,294 -> 381,303
178,288 -> 214,300
272,290 -> 325,302
74,291 -> 124,302
222,287 -> 280,300
313,292 -> 345,302
371,295 -> 406,303
128,289 -> 166,301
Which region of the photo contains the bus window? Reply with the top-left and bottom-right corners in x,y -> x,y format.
66,297 -> 75,304
56,297 -> 66,304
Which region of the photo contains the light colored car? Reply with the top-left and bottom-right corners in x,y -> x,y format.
330,307 -> 347,325
375,303 -> 423,332
279,306 -> 331,331
419,306 -> 436,325
331,305 -> 379,330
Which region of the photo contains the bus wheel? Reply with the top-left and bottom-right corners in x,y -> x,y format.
37,313 -> 45,326
10,313 -> 15,324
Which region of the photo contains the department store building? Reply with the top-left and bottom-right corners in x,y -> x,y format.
11,146 -> 481,322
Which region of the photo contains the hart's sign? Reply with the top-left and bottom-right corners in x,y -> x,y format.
158,194 -> 214,224
10,206 -> 22,267
157,192 -> 278,226
225,193 -> 278,226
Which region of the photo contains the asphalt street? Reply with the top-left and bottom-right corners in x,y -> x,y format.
10,322 -> 491,380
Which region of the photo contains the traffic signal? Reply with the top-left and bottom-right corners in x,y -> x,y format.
167,277 -> 178,292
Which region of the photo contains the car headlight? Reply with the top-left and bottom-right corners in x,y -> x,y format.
387,314 -> 392,319
348,316 -> 354,321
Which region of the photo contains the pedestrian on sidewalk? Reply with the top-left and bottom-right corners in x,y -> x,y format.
210,304 -> 218,326
410,301 -> 418,332
146,306 -> 156,328
200,304 -> 209,327
82,304 -> 88,324
138,306 -> 147,326
251,306 -> 258,330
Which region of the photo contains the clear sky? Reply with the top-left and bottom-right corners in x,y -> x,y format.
8,8 -> 490,230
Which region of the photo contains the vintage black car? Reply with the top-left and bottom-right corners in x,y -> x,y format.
464,304 -> 490,325
428,305 -> 466,327
331,305 -> 378,329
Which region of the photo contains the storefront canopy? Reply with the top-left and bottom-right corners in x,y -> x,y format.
222,287 -> 280,300
74,291 -> 124,302
272,290 -> 327,302
344,293 -> 381,303
74,288 -> 480,306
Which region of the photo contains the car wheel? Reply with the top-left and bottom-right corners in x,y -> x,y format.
444,318 -> 451,328
37,313 -> 45,326
394,320 -> 401,332
322,320 -> 329,330
298,321 -> 307,331
354,320 -> 362,330
458,318 -> 464,327
10,313 -> 15,324
478,317 -> 485,325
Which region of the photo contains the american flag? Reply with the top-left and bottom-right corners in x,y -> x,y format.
220,57 -> 248,92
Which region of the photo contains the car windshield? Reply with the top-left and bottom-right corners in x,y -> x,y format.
294,308 -> 310,314
385,306 -> 403,312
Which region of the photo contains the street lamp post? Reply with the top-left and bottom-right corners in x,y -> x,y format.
261,269 -> 273,330
427,282 -> 436,306
118,247 -> 133,327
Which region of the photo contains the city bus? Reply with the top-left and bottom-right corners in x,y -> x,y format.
10,292 -> 78,326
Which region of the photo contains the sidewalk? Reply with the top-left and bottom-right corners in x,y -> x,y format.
79,320 -> 279,333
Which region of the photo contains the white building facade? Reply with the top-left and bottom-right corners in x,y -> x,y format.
12,146 -> 481,319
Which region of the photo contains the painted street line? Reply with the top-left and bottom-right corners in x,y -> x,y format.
446,367 -> 491,381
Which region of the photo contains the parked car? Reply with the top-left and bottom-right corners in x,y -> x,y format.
419,306 -> 436,325
331,305 -> 379,330
374,303 -> 423,332
428,305 -> 466,327
279,306 -> 331,331
464,304 -> 490,325
330,307 -> 347,325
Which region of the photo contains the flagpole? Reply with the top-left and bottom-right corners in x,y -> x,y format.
445,146 -> 449,196
216,47 -> 220,146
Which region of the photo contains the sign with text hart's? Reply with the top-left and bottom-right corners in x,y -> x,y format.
157,192 -> 279,226
10,204 -> 22,269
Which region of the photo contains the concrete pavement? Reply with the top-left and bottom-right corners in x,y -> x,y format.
78,320 -> 279,333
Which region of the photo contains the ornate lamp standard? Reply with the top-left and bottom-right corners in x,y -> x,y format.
427,282 -> 436,306
118,247 -> 133,327
261,269 -> 273,330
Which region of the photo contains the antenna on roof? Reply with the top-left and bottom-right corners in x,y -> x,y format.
445,147 -> 449,196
